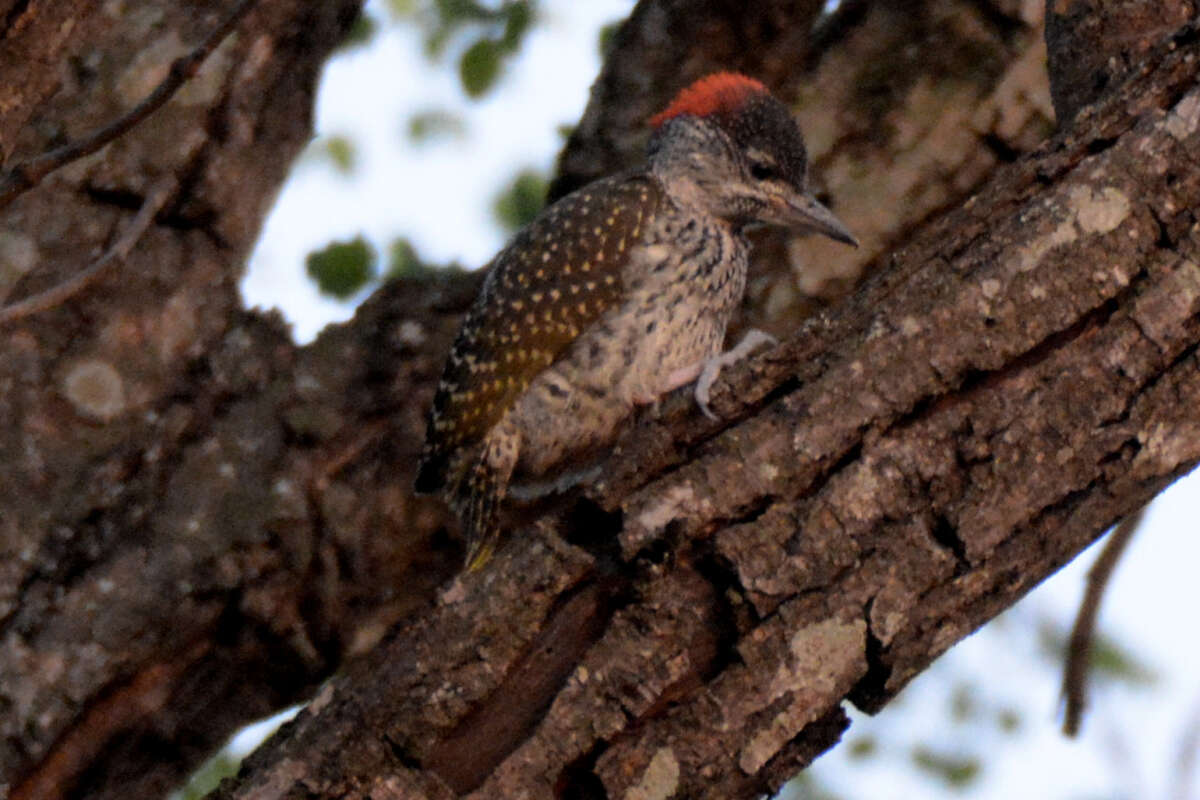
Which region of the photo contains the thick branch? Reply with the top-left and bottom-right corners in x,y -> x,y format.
213,17 -> 1200,800
0,1 -> 1181,798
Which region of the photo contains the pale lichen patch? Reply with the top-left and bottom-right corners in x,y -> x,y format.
62,359 -> 127,422
158,290 -> 199,363
1012,221 -> 1073,273
1130,258 -> 1200,348
116,33 -> 190,106
623,747 -> 680,800
1135,420 -> 1200,477
240,34 -> 275,83
0,230 -> 37,291
1011,185 -> 1130,273
1071,186 -> 1131,235
1165,89 -> 1200,140
738,618 -> 866,774
307,682 -> 335,714
636,483 -> 699,535
396,320 -> 427,347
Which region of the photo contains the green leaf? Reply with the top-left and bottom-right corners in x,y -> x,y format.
385,238 -> 465,281
385,0 -> 416,17
782,773 -> 844,800
910,747 -> 981,789
407,110 -> 466,143
846,736 -> 877,760
305,236 -> 377,299
322,135 -> 357,174
387,237 -> 424,278
949,682 -> 978,722
597,19 -> 621,57
500,2 -> 533,50
460,38 -> 503,97
1088,634 -> 1158,685
492,169 -> 547,233
340,12 -> 377,50
436,0 -> 495,23
995,706 -> 1022,733
1037,622 -> 1158,686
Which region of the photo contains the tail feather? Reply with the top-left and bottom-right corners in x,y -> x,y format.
461,453 -> 503,570
455,423 -> 518,571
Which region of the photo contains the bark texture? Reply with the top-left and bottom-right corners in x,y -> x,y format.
1045,0 -> 1195,124
0,0 -> 1195,799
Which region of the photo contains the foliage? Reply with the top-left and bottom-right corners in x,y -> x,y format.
340,11 -> 379,50
407,109 -> 467,143
910,746 -> 982,789
1038,622 -> 1158,686
597,19 -> 621,57
387,0 -> 538,98
386,236 -> 461,279
492,168 -> 547,232
322,136 -> 358,173
305,236 -> 378,298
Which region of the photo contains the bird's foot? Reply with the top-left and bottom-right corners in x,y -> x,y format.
694,329 -> 778,420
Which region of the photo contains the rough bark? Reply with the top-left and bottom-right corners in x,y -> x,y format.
207,8 -> 1200,797
0,0 -> 1193,799
1045,0 -> 1194,124
0,3 -> 389,799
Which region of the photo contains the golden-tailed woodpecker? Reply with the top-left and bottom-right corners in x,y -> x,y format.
416,73 -> 857,568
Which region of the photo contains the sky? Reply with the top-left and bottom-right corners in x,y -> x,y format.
242,1 -> 634,343
235,2 -> 1200,797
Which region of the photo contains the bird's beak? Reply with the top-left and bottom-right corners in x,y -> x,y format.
777,192 -> 858,247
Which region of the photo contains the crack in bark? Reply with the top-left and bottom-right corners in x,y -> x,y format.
847,595 -> 891,710
1,0 -> 31,38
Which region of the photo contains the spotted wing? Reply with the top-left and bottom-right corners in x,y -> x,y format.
415,174 -> 662,494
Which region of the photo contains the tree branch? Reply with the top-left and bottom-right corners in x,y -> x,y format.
2,1 -> 1193,798
1060,508 -> 1144,737
0,175 -> 176,324
211,14 -> 1200,799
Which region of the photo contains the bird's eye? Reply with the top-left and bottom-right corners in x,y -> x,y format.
750,162 -> 777,181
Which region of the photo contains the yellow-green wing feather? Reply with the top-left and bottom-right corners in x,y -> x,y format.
415,174 -> 661,493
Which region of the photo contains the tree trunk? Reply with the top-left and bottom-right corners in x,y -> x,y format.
1,1 -> 1196,799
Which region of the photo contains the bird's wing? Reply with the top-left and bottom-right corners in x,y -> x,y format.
415,173 -> 663,494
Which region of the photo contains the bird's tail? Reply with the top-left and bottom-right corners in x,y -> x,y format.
455,425 -> 516,571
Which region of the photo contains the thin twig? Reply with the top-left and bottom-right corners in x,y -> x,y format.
0,176 -> 176,325
1061,507 -> 1145,736
0,0 -> 259,213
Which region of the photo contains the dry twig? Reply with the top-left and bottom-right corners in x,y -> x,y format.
1061,508 -> 1145,736
0,0 -> 258,213
0,176 -> 176,324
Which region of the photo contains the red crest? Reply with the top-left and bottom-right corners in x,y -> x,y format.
650,72 -> 770,129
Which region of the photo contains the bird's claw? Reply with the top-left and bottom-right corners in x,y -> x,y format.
693,329 -> 778,420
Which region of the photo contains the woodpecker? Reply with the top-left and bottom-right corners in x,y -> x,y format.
416,72 -> 856,569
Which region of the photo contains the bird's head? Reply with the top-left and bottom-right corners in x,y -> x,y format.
648,72 -> 856,246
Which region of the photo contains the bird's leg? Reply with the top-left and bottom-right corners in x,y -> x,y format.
662,361 -> 705,395
693,328 -> 778,420
638,360 -> 704,419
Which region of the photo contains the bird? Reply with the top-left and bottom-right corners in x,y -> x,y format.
415,72 -> 857,569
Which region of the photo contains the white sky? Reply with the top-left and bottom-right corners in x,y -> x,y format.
243,1 -> 634,343
238,2 -> 1200,797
